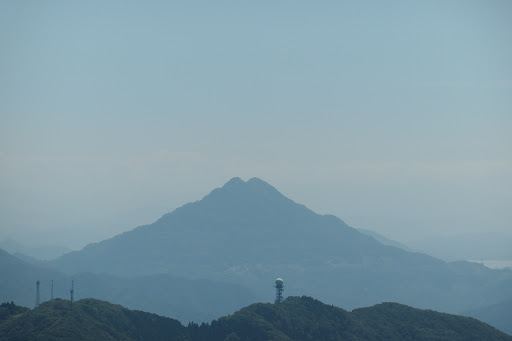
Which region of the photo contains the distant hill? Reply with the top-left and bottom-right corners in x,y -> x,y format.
1,296 -> 510,341
464,299 -> 512,336
0,248 -> 257,323
0,238 -> 71,261
49,178 -> 512,317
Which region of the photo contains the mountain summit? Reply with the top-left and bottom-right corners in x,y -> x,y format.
159,177 -> 316,227
212,177 -> 290,205
50,177 -> 512,315
52,177 -> 361,278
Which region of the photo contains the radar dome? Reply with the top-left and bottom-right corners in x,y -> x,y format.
275,278 -> 284,286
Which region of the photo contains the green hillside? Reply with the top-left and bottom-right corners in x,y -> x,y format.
203,297 -> 511,341
0,302 -> 29,324
1,297 -> 510,341
0,299 -> 187,341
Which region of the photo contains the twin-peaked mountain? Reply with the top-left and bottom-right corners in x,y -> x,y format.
53,177 -> 389,275
50,177 -> 512,316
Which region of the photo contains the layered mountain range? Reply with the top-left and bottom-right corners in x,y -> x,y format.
2,177 -> 512,333
0,248 -> 256,323
49,178 -> 512,312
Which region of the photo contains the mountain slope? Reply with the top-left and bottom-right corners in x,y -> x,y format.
1,297 -> 510,341
464,299 -> 512,336
357,228 -> 412,251
0,302 -> 29,324
49,178 -> 512,316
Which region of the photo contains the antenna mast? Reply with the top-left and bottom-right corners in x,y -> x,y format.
274,278 -> 284,304
35,280 -> 40,307
70,280 -> 74,304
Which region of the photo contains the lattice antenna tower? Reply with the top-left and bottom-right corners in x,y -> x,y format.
70,280 -> 74,304
35,280 -> 40,307
51,280 -> 54,308
274,278 -> 284,304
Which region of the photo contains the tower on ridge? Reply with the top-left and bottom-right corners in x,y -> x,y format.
274,278 -> 284,304
70,280 -> 74,304
35,280 -> 40,307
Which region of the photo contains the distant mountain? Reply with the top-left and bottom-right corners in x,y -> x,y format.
0,248 -> 257,323
464,299 -> 512,336
49,177 -> 512,318
1,296 -> 510,341
53,177 -> 375,276
0,238 -> 71,261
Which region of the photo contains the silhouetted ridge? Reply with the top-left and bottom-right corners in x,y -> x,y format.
0,298 -> 188,341
2,297 -> 511,341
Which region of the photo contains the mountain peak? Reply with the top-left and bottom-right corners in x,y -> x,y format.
247,177 -> 271,187
221,177 -> 272,187
156,177 -> 304,226
222,177 -> 245,188
214,177 -> 283,199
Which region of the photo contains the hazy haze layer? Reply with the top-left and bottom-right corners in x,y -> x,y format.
1,1 -> 511,249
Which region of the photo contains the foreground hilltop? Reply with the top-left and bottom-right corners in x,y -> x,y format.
0,297 -> 510,341
213,296 -> 512,341
0,299 -> 187,341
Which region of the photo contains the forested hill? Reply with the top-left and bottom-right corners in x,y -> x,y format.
0,298 -> 188,341
1,297 -> 510,341
206,297 -> 511,341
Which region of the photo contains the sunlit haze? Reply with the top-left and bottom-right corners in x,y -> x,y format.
1,1 -> 511,250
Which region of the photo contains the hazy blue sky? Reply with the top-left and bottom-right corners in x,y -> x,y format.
1,1 -> 511,249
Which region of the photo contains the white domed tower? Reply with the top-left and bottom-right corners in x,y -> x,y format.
274,278 -> 284,304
